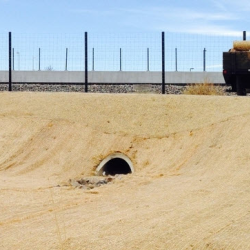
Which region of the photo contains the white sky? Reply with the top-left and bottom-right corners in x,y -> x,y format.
0,0 -> 249,36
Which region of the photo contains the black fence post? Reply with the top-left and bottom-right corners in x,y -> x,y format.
9,32 -> 12,92
65,48 -> 68,71
243,31 -> 246,40
85,32 -> 88,92
203,48 -> 206,72
39,48 -> 41,71
162,32 -> 165,94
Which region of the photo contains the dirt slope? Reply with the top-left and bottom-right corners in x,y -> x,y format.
1,92 -> 250,249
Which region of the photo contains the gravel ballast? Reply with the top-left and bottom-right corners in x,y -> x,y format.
0,83 -> 236,95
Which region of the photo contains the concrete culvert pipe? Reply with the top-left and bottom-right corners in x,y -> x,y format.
96,153 -> 134,176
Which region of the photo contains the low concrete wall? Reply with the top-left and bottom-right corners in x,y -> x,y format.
0,71 -> 225,84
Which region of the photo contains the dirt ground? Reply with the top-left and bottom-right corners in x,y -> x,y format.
1,92 -> 250,249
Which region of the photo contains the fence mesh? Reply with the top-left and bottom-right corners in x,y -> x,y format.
0,33 -> 8,71
165,32 -> 243,71
0,32 -> 246,72
89,33 -> 161,71
10,33 -> 84,71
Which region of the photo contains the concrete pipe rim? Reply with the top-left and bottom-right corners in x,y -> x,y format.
95,152 -> 134,176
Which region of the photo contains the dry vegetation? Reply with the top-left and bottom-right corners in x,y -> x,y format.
183,82 -> 225,96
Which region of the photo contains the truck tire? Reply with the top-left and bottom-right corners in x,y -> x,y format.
231,76 -> 236,92
236,76 -> 246,96
232,82 -> 236,92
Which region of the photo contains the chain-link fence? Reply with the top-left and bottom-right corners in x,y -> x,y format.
0,31 -> 245,72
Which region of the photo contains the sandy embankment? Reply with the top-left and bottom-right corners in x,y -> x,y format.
1,92 -> 250,249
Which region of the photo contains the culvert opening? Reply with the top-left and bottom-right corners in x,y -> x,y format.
102,158 -> 131,175
96,153 -> 134,176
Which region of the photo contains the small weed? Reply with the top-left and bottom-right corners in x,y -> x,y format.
183,81 -> 225,96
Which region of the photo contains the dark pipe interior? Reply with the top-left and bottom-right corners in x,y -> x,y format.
102,158 -> 132,176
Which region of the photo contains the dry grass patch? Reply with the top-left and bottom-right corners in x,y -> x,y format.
183,82 -> 225,96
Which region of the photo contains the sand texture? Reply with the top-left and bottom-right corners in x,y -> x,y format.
1,92 -> 250,249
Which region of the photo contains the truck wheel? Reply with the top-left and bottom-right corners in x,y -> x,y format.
231,76 -> 237,92
232,82 -> 237,92
232,83 -> 236,92
236,76 -> 246,96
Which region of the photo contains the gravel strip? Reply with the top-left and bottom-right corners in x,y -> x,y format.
0,83 -> 237,96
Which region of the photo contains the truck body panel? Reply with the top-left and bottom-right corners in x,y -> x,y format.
223,51 -> 250,95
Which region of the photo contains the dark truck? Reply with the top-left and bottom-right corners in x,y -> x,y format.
223,32 -> 250,95
223,51 -> 250,95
